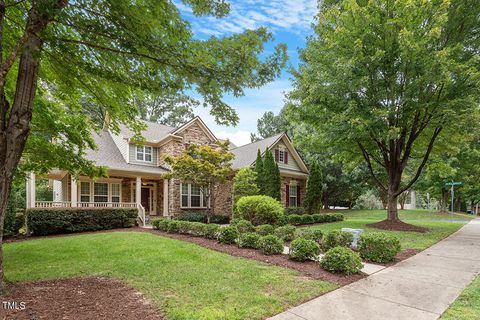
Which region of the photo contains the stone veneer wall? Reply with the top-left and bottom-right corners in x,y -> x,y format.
167,178 -> 233,217
280,176 -> 307,208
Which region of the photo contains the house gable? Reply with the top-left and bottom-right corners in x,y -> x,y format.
270,135 -> 309,174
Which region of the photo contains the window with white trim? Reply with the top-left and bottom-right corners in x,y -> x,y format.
94,182 -> 108,203
136,145 -> 152,162
289,185 -> 297,207
278,150 -> 285,163
111,183 -> 121,203
180,183 -> 207,208
80,182 -> 91,203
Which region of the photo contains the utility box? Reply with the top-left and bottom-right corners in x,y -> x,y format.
341,228 -> 364,248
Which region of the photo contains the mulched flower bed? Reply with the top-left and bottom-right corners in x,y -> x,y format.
1,277 -> 163,320
147,229 -> 365,285
367,219 -> 430,233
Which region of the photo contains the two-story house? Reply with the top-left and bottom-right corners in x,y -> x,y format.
26,117 -> 309,224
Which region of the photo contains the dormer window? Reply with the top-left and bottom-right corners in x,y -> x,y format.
136,145 -> 152,162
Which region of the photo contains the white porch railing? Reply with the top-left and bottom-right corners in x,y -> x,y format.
34,201 -> 137,208
34,201 -> 145,226
137,204 -> 146,227
35,201 -> 72,208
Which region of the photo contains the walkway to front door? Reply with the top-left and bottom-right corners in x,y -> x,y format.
269,219 -> 480,320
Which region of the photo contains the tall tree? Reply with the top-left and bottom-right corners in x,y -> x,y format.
134,93 -> 197,127
0,0 -> 287,292
303,161 -> 323,213
250,110 -> 286,142
289,0 -> 480,227
164,142 -> 234,223
262,148 -> 281,200
254,149 -> 265,194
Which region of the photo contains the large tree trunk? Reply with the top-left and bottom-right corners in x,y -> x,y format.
387,187 -> 399,221
0,0 -> 68,294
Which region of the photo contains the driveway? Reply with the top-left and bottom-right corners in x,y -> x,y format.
269,219 -> 480,320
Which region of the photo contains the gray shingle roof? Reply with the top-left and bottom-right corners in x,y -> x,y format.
118,120 -> 176,142
230,133 -> 283,169
85,130 -> 168,175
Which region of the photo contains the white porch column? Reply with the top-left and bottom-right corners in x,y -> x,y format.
136,176 -> 141,206
163,179 -> 169,216
70,176 -> 78,207
26,172 -> 36,209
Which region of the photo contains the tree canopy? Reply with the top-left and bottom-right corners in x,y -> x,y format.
288,0 -> 480,224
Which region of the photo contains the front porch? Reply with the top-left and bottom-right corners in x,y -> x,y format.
26,171 -> 171,226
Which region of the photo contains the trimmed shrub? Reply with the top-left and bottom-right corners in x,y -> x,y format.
289,238 -> 321,261
218,226 -> 239,244
320,247 -> 363,274
167,220 -> 181,233
285,207 -> 307,215
358,232 -> 401,263
238,232 -> 261,249
152,218 -> 171,231
203,224 -> 221,239
258,235 -> 284,255
321,230 -> 353,252
274,225 -> 297,241
287,214 -> 303,225
235,195 -> 284,225
174,212 -> 230,224
232,219 -> 255,233
300,215 -> 315,225
255,224 -> 275,236
295,229 -> 323,243
27,208 -> 137,236
210,215 -> 230,224
174,212 -> 207,223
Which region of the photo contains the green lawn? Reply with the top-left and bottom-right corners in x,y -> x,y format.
308,209 -> 473,251
441,274 -> 480,319
3,232 -> 337,320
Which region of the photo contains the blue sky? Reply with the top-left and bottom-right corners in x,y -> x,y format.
177,0 -> 318,146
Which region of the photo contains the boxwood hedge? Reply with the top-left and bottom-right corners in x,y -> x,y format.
27,208 -> 137,236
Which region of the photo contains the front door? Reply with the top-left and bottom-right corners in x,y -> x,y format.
141,188 -> 151,213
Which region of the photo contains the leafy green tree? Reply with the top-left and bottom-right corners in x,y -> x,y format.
164,142 -> 234,223
233,168 -> 260,206
289,0 -> 480,224
254,149 -> 265,194
134,93 -> 197,127
304,161 -> 323,213
250,110 -> 286,142
0,0 -> 287,292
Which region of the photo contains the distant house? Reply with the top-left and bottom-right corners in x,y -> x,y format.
26,117 -> 309,224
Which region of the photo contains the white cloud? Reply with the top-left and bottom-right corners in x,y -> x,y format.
177,0 -> 318,37
215,130 -> 252,147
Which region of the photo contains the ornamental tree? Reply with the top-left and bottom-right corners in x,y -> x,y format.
0,0 -> 286,292
262,148 -> 281,201
232,168 -> 259,207
289,0 -> 480,226
164,142 -> 234,223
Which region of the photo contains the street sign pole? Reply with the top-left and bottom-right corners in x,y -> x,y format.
451,184 -> 454,212
445,182 -> 463,219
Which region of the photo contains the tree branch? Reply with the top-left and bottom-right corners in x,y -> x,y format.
396,126 -> 443,196
357,141 -> 387,191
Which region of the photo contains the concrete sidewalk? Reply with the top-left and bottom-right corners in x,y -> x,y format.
269,219 -> 480,320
